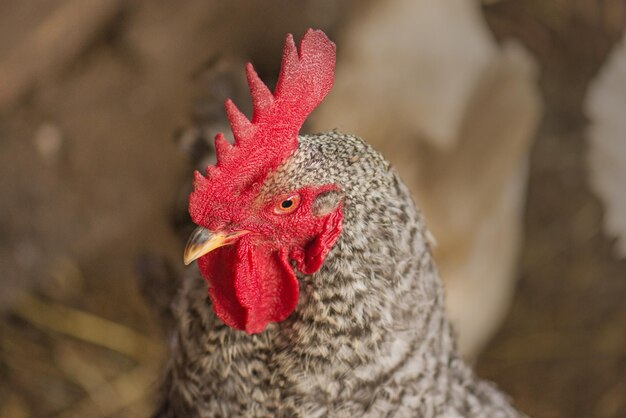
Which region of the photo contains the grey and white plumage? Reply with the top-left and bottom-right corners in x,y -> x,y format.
152,132 -> 523,418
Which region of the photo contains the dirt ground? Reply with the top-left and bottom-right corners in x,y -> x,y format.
0,1 -> 625,417
477,2 -> 626,417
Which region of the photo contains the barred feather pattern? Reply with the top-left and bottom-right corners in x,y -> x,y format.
154,132 -> 522,418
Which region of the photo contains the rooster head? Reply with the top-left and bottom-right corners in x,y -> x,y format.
184,29 -> 342,334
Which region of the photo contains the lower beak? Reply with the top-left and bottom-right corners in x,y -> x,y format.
183,227 -> 249,265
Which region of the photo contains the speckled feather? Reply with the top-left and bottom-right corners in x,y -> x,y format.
153,132 -> 523,418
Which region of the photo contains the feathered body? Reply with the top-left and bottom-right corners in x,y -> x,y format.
153,30 -> 521,417
586,30 -> 626,259
156,133 -> 520,417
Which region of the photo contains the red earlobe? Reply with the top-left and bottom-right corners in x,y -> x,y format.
296,208 -> 343,274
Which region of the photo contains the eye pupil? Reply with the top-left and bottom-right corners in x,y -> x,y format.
281,199 -> 293,209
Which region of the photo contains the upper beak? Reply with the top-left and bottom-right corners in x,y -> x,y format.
183,226 -> 249,265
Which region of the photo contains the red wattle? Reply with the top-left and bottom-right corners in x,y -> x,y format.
197,237 -> 299,334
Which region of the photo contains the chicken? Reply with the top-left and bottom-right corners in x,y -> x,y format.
311,0 -> 542,360
586,30 -> 626,259
152,29 -> 522,417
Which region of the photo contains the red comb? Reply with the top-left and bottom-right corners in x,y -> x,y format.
190,29 -> 336,225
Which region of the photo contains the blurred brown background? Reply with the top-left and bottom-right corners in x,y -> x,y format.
1,1 -> 625,417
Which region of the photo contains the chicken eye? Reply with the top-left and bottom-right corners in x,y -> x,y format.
275,194 -> 301,214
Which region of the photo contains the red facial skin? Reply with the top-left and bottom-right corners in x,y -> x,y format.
196,184 -> 343,334
188,29 -> 338,334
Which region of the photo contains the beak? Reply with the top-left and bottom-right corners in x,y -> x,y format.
183,227 -> 249,265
